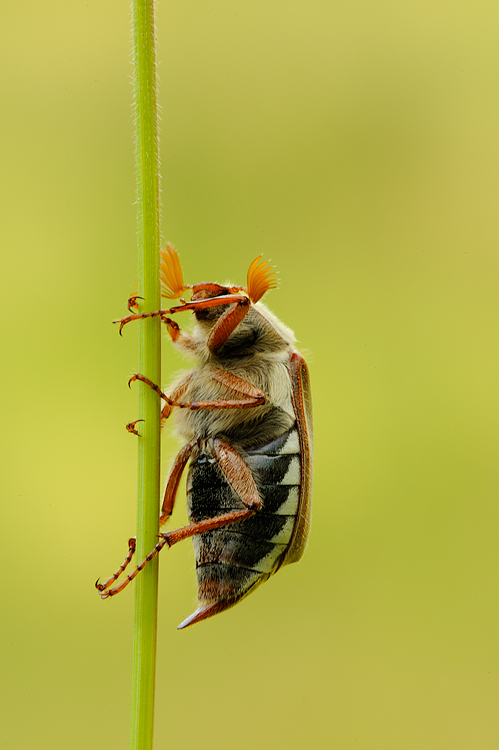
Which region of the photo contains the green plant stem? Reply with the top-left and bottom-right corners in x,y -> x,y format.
130,1 -> 161,749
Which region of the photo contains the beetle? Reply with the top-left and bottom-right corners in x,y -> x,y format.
96,245 -> 313,629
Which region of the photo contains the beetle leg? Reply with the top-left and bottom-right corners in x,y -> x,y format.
127,295 -> 144,312
160,374 -> 195,423
126,419 -> 144,435
114,293 -> 249,335
162,435 -> 261,527
159,439 -> 261,545
99,508 -> 257,599
159,294 -> 253,352
123,376 -> 182,438
113,309 -> 172,335
98,438 -> 261,599
95,537 -> 136,592
159,428 -> 262,524
129,372 -> 265,411
159,508 -> 257,547
209,368 -> 265,405
97,440 -> 197,599
161,317 -> 197,352
159,439 -> 197,522
97,535 -> 170,598
173,437 -> 263,629
99,509 -> 257,599
212,436 -> 262,508
160,436 -> 262,542
205,298 -> 251,351
166,294 -> 248,316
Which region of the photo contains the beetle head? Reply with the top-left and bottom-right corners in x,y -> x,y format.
160,244 -> 278,304
190,283 -> 231,302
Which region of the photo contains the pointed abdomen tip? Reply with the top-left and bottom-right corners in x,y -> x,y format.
177,599 -> 235,630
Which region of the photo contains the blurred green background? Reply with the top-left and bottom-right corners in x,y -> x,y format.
2,1 -> 498,748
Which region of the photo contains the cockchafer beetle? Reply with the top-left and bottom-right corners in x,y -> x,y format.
96,245 -> 313,629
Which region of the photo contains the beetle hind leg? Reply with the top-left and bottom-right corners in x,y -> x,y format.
95,537 -> 136,593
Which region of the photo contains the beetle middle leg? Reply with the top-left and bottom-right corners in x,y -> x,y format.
160,317 -> 197,353
129,371 -> 265,412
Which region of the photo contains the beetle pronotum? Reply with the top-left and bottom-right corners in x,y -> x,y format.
96,245 -> 313,629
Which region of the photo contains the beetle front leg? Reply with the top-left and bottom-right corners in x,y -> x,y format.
161,317 -> 197,353
114,308 -> 174,335
206,298 -> 251,351
114,293 -> 249,335
127,295 -> 144,312
166,295 -> 253,352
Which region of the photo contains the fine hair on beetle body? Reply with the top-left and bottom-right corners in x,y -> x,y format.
97,245 -> 313,630
172,299 -> 298,451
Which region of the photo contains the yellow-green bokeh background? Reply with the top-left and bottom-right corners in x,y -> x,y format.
2,1 -> 498,748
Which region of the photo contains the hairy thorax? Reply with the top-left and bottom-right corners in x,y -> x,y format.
174,352 -> 295,450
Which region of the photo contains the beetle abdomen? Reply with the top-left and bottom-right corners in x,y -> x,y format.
181,426 -> 301,628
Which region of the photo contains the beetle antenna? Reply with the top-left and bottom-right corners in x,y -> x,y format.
160,243 -> 191,299
246,255 -> 278,303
